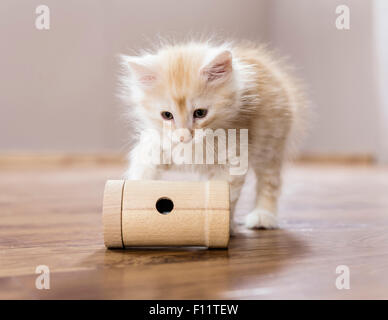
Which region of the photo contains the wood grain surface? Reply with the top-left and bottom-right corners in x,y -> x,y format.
119,180 -> 229,248
0,163 -> 387,299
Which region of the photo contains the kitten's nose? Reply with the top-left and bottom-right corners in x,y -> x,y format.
179,134 -> 192,143
173,128 -> 192,143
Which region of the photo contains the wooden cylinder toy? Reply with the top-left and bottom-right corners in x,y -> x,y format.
103,180 -> 230,249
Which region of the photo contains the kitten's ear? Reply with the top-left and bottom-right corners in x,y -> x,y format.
201,50 -> 232,84
121,55 -> 157,87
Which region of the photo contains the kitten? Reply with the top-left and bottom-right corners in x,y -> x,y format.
120,41 -> 306,232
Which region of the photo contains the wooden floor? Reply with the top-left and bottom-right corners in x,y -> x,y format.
1,163 -> 388,299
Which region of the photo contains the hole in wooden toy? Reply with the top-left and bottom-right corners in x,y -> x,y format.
156,197 -> 174,214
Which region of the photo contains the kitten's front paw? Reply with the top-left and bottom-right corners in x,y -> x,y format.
245,209 -> 278,229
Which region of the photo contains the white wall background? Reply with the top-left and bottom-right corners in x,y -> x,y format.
374,0 -> 388,163
267,0 -> 380,156
0,0 -> 386,159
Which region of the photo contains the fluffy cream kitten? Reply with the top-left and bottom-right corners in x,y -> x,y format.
120,41 -> 306,232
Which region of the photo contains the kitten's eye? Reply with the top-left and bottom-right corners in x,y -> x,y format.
161,111 -> 174,120
193,109 -> 208,119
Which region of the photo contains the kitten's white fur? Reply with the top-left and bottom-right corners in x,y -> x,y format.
120,41 -> 306,231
